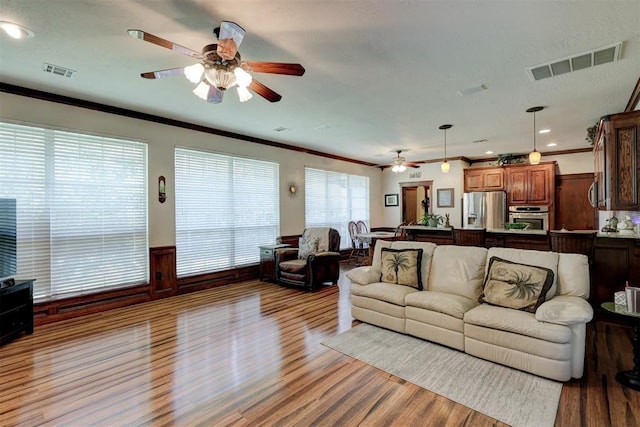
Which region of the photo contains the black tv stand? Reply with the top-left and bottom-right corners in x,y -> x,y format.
0,279 -> 35,346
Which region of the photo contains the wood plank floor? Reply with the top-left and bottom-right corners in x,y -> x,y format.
1,267 -> 638,426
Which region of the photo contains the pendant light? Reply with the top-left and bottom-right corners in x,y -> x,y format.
439,124 -> 452,173
527,106 -> 544,165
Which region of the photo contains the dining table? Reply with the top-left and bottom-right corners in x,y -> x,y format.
353,231 -> 397,265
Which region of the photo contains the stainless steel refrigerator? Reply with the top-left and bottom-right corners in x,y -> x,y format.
462,191 -> 507,229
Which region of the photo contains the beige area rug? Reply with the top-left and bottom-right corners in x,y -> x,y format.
321,324 -> 562,427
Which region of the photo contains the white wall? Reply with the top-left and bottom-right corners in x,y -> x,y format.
0,92 -> 383,246
382,159 -> 465,228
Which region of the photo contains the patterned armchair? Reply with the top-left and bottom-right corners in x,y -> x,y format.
274,227 -> 341,291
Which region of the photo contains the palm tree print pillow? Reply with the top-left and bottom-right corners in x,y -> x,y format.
380,248 -> 424,289
479,256 -> 554,313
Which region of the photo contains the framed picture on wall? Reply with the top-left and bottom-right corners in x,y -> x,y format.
385,193 -> 399,207
437,188 -> 454,208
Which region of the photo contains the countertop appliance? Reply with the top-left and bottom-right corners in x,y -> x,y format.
462,191 -> 507,229
508,205 -> 549,230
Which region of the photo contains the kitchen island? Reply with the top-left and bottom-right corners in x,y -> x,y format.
401,225 -> 640,313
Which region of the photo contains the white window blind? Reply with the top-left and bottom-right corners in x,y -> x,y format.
304,167 -> 369,249
0,121 -> 148,299
175,148 -> 280,277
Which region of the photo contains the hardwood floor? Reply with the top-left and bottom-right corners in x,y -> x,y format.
1,267 -> 638,426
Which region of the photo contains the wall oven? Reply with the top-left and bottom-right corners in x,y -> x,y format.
508,205 -> 549,231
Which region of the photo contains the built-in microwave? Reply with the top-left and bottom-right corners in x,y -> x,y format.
508,206 -> 549,231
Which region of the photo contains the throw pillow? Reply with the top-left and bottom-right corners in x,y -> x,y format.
479,256 -> 554,313
380,248 -> 424,289
298,236 -> 319,259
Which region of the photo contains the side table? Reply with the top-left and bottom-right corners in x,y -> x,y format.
601,302 -> 640,391
1,279 -> 35,346
259,244 -> 291,282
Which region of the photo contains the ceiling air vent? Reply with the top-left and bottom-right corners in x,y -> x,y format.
526,42 -> 623,81
42,63 -> 76,78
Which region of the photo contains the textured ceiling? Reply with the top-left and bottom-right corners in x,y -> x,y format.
1,0 -> 639,166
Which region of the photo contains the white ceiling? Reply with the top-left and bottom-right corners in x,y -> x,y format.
1,1 -> 639,166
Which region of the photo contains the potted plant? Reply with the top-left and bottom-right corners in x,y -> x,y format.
419,212 -> 444,227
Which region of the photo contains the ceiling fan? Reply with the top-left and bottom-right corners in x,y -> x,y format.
376,150 -> 421,172
127,21 -> 305,104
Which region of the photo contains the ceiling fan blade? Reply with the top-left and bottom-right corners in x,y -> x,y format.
218,21 -> 246,49
405,162 -> 421,169
140,67 -> 185,79
127,29 -> 201,59
243,61 -> 306,76
249,79 -> 282,102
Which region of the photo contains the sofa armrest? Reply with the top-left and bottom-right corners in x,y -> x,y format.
346,266 -> 381,285
535,295 -> 593,325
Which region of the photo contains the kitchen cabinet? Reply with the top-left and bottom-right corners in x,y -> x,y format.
505,162 -> 555,206
593,110 -> 640,211
463,167 -> 505,192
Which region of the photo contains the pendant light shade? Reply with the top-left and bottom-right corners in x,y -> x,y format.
439,124 -> 452,173
527,106 -> 544,165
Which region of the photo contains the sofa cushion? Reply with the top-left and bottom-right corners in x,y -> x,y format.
557,253 -> 590,298
380,248 -> 424,289
405,290 -> 477,319
487,247 -> 559,299
373,241 -> 437,288
479,256 -> 554,313
429,245 -> 488,300
298,236 -> 319,259
464,304 -> 572,344
350,282 -> 418,306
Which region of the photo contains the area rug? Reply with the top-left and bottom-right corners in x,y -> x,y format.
321,324 -> 562,427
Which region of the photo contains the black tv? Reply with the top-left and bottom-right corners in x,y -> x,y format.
0,198 -> 17,282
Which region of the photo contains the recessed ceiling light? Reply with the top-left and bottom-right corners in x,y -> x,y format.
546,143 -> 557,147
485,150 -> 494,154
538,129 -> 551,134
0,21 -> 35,39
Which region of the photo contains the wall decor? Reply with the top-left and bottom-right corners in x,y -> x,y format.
385,194 -> 399,207
158,176 -> 166,203
437,188 -> 454,208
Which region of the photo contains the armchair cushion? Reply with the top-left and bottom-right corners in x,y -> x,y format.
298,236 -> 319,259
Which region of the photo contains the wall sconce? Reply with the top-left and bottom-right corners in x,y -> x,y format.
158,176 -> 166,203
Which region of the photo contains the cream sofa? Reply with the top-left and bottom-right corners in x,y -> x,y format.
346,240 -> 593,381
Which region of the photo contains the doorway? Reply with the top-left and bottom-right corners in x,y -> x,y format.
400,180 -> 432,224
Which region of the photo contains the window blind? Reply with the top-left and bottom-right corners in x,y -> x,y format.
304,167 -> 369,249
0,122 -> 148,299
175,148 -> 280,277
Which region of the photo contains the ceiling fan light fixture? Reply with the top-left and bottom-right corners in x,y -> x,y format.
526,106 -> 544,165
184,63 -> 204,83
237,86 -> 253,102
192,81 -> 211,100
233,67 -> 252,87
204,68 -> 236,90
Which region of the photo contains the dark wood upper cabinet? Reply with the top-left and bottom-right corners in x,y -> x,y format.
505,163 -> 555,206
463,167 -> 505,192
595,110 -> 640,210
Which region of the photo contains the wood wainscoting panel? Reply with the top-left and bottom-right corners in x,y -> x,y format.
150,246 -> 177,299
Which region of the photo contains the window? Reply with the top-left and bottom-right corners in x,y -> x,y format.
0,121 -> 148,299
305,167 -> 369,249
175,148 -> 280,277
